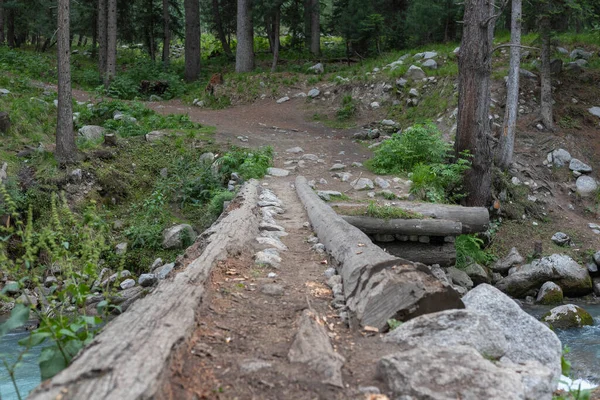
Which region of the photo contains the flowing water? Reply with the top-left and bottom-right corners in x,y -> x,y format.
0,321 -> 41,400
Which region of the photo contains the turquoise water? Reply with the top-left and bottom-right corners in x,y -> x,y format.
0,327 -> 41,400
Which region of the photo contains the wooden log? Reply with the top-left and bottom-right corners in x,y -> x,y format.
28,180 -> 261,400
296,176 -> 463,331
332,202 -> 489,234
342,215 -> 462,237
377,241 -> 456,268
103,133 -> 117,146
0,111 -> 10,133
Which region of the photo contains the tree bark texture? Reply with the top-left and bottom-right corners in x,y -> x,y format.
28,181 -> 261,400
540,17 -> 553,130
310,0 -> 320,55
56,0 -> 78,164
271,5 -> 281,72
212,0 -> 232,57
162,0 -> 170,66
235,0 -> 254,73
0,0 -> 5,45
7,8 -> 14,48
184,0 -> 201,82
496,0 -> 521,170
97,0 -> 107,78
104,0 -> 117,87
377,241 -> 457,268
341,216 -> 463,237
455,0 -> 495,207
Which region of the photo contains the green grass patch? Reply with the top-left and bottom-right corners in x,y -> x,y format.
336,201 -> 423,220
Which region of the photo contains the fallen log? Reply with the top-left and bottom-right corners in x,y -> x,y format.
28,180 -> 261,400
296,176 -> 463,331
377,241 -> 456,268
332,202 -> 489,234
342,216 -> 462,237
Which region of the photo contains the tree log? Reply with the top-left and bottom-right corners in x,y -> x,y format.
0,111 -> 10,133
342,216 -> 462,237
376,241 -> 456,268
296,176 -> 463,331
332,202 -> 489,234
103,133 -> 117,146
28,180 -> 261,400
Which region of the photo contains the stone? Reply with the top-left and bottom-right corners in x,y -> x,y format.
329,163 -> 346,171
145,130 -> 169,142
239,359 -> 272,374
255,250 -> 282,268
286,146 -> 304,154
324,268 -> 336,278
404,65 -> 426,80
462,284 -> 562,385
557,47 -> 568,55
44,276 -> 58,288
576,175 -> 598,197
261,283 -> 284,296
308,63 -> 324,74
421,59 -> 438,69
519,69 -> 538,79
150,258 -> 163,271
422,51 -> 437,59
199,152 -> 215,164
317,190 -> 342,201
370,102 -> 380,109
551,232 -> 571,246
535,282 -> 563,305
569,158 -> 592,173
307,88 -> 320,98
78,125 -> 105,141
384,309 -> 508,358
115,242 -> 128,255
496,254 -> 592,297
463,263 -> 491,286
548,148 -> 572,167
266,167 -> 290,177
327,275 -> 342,289
492,247 -> 524,273
587,262 -> 598,277
446,267 -> 473,290
301,154 -> 319,161
589,106 -> 600,118
256,236 -> 288,251
162,224 -> 197,249
408,88 -> 419,97
351,178 -> 374,191
0,88 -> 10,95
396,78 -> 408,87
276,96 -> 290,104
259,222 -> 285,232
138,274 -> 158,287
570,48 -> 593,60
374,177 -> 390,189
119,279 -> 136,290
381,119 -> 396,126
541,304 -> 593,329
156,263 -> 175,279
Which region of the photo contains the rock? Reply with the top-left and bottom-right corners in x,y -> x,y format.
308,63 -> 324,74
462,284 -> 562,385
496,254 -> 592,297
256,236 -> 288,251
569,158 -> 592,173
381,119 -> 396,126
422,51 -> 437,59
551,232 -> 571,246
570,48 -> 593,60
199,152 -> 215,164
329,163 -> 346,171
150,258 -> 163,271
463,263 -> 491,286
119,279 -> 136,290
370,102 -> 380,109
255,250 -> 282,268
548,148 -> 572,167
138,274 -> 157,287
535,282 -> 563,305
145,130 -> 170,142
378,345 -> 552,400
78,125 -> 105,141
576,175 -> 598,197
589,106 -> 600,118
396,78 -> 408,87
492,247 -> 524,273
266,167 -> 291,178
317,190 -> 342,201
286,146 -> 304,154
307,88 -> 320,98
519,69 -> 538,79
0,88 -> 10,95
350,178 -> 374,191
288,310 -> 345,388
587,261 -> 598,277
259,222 -> 285,232
261,283 -> 284,296
374,177 -> 390,189
384,309 -> 508,358
162,224 -> 196,249
115,242 -> 128,255
408,88 -> 419,97
404,65 -> 426,80
557,47 -> 568,55
324,268 -> 336,278
446,267 -> 473,290
44,276 -> 58,288
155,263 -> 175,279
421,59 -> 438,69
276,96 -> 290,104
239,359 -> 272,374
541,304 -> 593,329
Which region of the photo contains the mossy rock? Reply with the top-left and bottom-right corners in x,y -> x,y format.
536,281 -> 563,305
541,304 -> 594,329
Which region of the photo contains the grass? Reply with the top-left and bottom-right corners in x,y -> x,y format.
336,201 -> 423,220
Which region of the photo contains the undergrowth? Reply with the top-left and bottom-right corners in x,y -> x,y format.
455,234 -> 496,269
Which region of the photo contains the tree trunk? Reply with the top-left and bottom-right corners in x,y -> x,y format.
184,0 -> 201,82
540,17 -> 553,131
310,0 -> 320,56
341,216 -> 463,237
7,8 -> 14,48
455,0 -> 495,207
77,35 -> 84,47
264,14 -> 274,53
56,0 -> 78,164
235,0 -> 254,73
147,0 -> 156,61
303,0 -> 310,50
162,0 -> 171,67
377,241 -> 457,268
495,0 -> 521,170
211,0 -> 232,58
271,6 -> 281,72
97,0 -> 107,78
0,0 -> 5,45
105,0 -> 117,87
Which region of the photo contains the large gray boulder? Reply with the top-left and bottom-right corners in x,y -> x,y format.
536,281 -> 563,305
464,263 -> 491,285
576,175 -> 598,197
378,345 -> 554,400
495,254 -> 592,297
404,65 -> 426,80
541,304 -> 594,329
462,284 -> 562,385
78,125 -> 105,141
384,309 -> 508,358
547,148 -> 572,167
492,247 -> 524,273
162,224 -> 197,249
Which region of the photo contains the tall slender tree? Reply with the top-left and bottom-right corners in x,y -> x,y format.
496,0 -> 522,169
105,0 -> 117,87
184,0 -> 201,81
539,15 -> 553,130
455,0 -> 496,206
310,0 -> 319,55
0,0 -> 5,45
236,0 -> 254,72
56,0 -> 78,164
271,2 -> 282,72
162,0 -> 171,66
97,0 -> 107,78
212,0 -> 233,58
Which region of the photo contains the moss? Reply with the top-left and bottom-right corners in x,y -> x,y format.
537,289 -> 564,306
542,305 -> 594,329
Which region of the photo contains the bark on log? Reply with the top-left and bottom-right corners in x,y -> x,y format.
296,176 -> 463,331
332,202 -> 489,234
0,112 -> 10,133
103,133 -> 117,146
342,216 -> 462,237
377,241 -> 456,268
28,180 -> 261,400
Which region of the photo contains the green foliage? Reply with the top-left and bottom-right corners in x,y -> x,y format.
455,235 -> 495,269
208,190 -> 236,216
214,147 -> 274,180
387,318 -> 402,331
337,202 -> 422,220
336,95 -> 357,121
409,156 -> 471,203
104,61 -> 185,100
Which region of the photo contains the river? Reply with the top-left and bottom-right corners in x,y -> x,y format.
0,326 -> 41,400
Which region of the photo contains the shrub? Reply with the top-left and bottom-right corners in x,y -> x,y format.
409,156 -> 471,203
455,234 -> 495,269
337,95 -> 357,121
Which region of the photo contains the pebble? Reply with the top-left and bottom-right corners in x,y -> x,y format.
120,279 -> 136,290
261,283 -> 285,296
276,96 -> 290,104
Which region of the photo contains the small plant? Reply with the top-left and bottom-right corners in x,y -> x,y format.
455,234 -> 495,269
336,202 -> 423,220
336,95 -> 357,121
409,155 -> 471,204
387,318 -> 402,331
